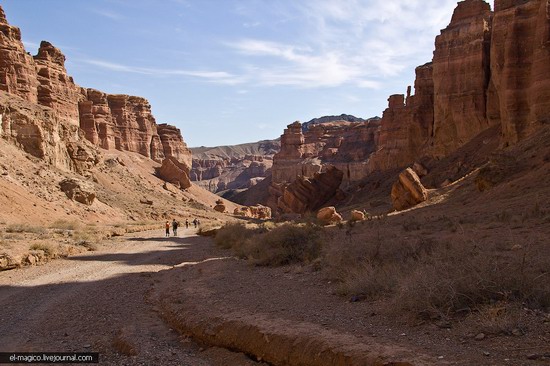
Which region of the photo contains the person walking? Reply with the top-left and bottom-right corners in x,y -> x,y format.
165,221 -> 170,237
185,219 -> 189,229
172,219 -> 179,236
193,218 -> 197,228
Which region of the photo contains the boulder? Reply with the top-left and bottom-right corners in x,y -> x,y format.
391,168 -> 428,211
317,207 -> 343,226
213,204 -> 226,213
157,156 -> 191,189
350,210 -> 365,221
249,204 -> 272,219
59,178 -> 96,205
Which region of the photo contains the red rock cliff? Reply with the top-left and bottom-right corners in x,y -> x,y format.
33,41 -> 82,124
432,0 -> 493,155
0,6 -> 39,103
488,0 -> 550,145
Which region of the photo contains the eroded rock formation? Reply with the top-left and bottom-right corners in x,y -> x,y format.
156,156 -> 192,189
272,165 -> 344,214
317,207 -> 343,226
33,41 -> 82,124
0,7 -> 38,103
0,5 -> 193,175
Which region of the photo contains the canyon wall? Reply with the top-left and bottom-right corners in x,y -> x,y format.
270,0 -> 550,214
0,5 -> 192,173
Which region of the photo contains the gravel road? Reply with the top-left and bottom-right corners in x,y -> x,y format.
0,228 -> 257,366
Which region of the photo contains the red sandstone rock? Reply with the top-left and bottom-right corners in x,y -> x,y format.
432,0 -> 494,156
488,0 -> 550,145
391,168 -> 428,211
157,156 -> 191,189
350,210 -> 365,221
33,41 -> 82,124
316,207 -> 343,226
157,123 -> 192,168
0,6 -> 39,103
274,165 -> 344,214
59,178 -> 96,205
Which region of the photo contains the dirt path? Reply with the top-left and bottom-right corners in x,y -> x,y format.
0,228 -> 259,366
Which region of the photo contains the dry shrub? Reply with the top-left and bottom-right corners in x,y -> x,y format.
6,224 -> 46,234
50,219 -> 81,231
71,229 -> 100,251
214,223 -> 259,249
240,224 -> 322,266
29,242 -> 57,257
215,222 -> 322,266
324,222 -> 550,318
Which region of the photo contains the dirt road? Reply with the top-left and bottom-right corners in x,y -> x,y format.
0,228 -> 258,365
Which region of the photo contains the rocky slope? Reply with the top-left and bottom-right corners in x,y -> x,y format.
266,0 -> 550,215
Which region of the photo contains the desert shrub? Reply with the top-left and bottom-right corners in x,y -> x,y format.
240,224 -> 322,266
50,219 -> 81,231
72,229 -> 100,251
393,241 -> 550,318
6,224 -> 46,234
214,223 -> 259,249
29,242 -> 57,257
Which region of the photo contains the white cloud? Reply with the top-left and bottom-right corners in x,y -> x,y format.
91,8 -> 124,21
83,59 -> 244,85
224,0 -> 457,89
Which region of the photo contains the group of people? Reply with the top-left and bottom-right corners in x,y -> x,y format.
164,218 -> 201,237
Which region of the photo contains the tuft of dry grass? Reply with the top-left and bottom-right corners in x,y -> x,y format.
323,221 -> 550,319
29,242 -> 57,257
6,224 -> 46,234
71,229 -> 100,251
50,219 -> 81,231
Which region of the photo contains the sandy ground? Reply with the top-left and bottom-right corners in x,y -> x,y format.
0,228 -> 260,366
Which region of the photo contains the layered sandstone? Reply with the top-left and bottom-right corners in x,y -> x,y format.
488,0 -> 550,145
157,123 -> 192,168
0,90 -> 99,173
0,6 -> 193,175
273,165 -> 344,214
33,41 -> 81,124
0,6 -> 39,103
432,0 -> 493,156
391,168 -> 428,211
272,120 -> 380,186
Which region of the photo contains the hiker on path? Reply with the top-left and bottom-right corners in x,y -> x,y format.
165,221 -> 170,237
193,218 -> 198,228
172,219 -> 179,236
185,219 -> 189,229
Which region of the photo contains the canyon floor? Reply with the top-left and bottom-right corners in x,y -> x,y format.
1,221 -> 548,366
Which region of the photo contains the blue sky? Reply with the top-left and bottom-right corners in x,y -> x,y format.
2,0 -> 461,147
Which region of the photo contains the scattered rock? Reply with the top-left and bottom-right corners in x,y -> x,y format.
317,206 -> 343,225
213,199 -> 226,213
156,156 -> 192,189
350,210 -> 365,221
140,199 -> 153,205
59,178 -> 96,205
474,333 -> 486,341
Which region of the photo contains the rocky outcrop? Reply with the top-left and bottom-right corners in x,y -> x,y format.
59,178 -> 96,205
156,156 -> 191,189
0,6 -> 39,103
391,168 -> 428,211
79,90 -> 193,165
213,199 -> 226,213
488,0 -> 550,145
157,123 -> 192,168
317,207 -> 343,226
350,210 -> 365,221
0,6 -> 193,174
272,165 -> 344,214
432,0 -> 493,156
33,41 -> 82,124
272,120 -> 380,186
233,205 -> 272,219
0,90 -> 99,173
